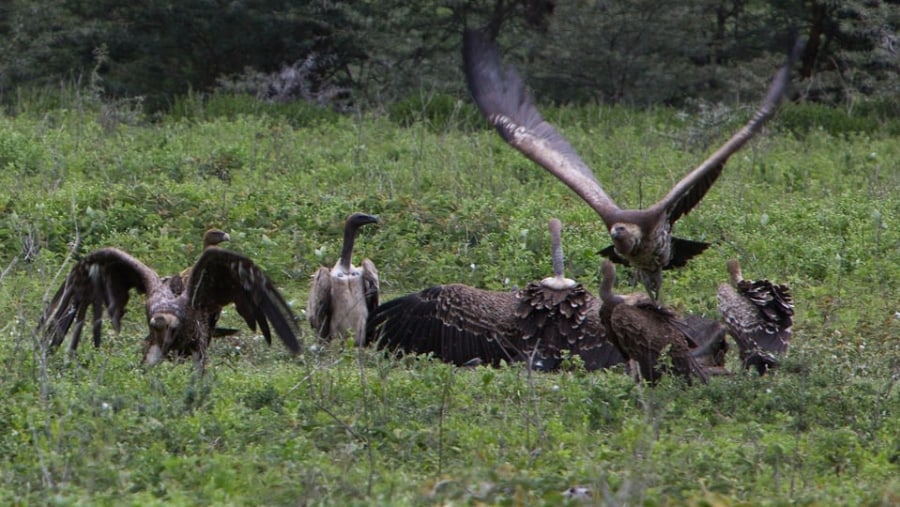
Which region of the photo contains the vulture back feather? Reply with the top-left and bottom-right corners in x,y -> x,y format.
366,219 -> 623,370
717,259 -> 793,374
598,260 -> 708,385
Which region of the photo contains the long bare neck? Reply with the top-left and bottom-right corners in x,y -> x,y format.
338,223 -> 359,271
549,218 -> 564,278
727,259 -> 743,285
600,262 -> 625,305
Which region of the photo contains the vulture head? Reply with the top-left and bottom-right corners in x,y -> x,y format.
347,213 -> 379,227
145,312 -> 182,366
609,223 -> 642,257
202,228 -> 231,249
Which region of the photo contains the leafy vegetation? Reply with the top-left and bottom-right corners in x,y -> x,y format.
1,91 -> 899,505
2,1 -> 898,110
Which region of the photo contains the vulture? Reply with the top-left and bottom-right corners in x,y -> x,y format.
177,228 -> 231,289
682,314 -> 730,376
307,212 -> 380,345
717,259 -> 794,374
39,246 -> 302,369
366,218 -> 624,370
463,28 -> 802,300
598,260 -> 709,385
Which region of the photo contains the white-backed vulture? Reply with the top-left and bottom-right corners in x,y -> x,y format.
307,212 -> 380,345
40,246 -> 302,369
717,259 -> 793,374
366,218 -> 625,370
463,28 -> 802,300
598,260 -> 709,385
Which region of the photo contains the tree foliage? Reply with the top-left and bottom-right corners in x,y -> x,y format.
0,0 -> 897,110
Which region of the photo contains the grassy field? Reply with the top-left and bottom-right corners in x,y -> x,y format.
1,92 -> 899,505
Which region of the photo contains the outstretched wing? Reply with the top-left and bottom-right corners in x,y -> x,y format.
655,37 -> 804,223
366,284 -> 524,366
463,29 -> 620,224
306,266 -> 333,340
188,248 -> 301,353
40,247 -> 162,352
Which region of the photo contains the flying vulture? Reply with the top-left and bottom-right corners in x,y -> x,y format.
463,28 -> 802,300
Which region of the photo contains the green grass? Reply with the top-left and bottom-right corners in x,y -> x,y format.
1,94 -> 899,505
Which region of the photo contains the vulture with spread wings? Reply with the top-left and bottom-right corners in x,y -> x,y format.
40,245 -> 302,369
463,29 -> 801,299
366,218 -> 624,371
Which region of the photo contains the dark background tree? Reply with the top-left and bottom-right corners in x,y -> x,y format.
0,0 -> 896,111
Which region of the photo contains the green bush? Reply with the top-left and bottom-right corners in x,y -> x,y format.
777,104 -> 881,136
388,92 -> 485,132
168,92 -> 340,129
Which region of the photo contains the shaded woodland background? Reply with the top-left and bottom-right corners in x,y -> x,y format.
1,0 -> 898,113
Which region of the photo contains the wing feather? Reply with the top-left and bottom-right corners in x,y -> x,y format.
361,258 -> 380,314
657,37 -> 804,222
367,284 -> 523,366
188,248 -> 301,353
463,29 -> 619,223
40,247 -> 161,352
306,266 -> 333,340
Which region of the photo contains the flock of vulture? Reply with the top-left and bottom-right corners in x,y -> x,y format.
38,30 -> 798,384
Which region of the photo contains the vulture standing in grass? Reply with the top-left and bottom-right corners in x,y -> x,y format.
366,218 -> 624,370
307,212 -> 380,345
463,28 -> 802,300
598,260 -> 709,385
40,245 -> 302,369
717,259 -> 793,374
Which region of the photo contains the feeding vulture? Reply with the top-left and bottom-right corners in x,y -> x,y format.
366,218 -> 624,370
598,260 -> 709,385
463,28 -> 802,300
717,259 -> 794,374
39,245 -> 302,369
306,212 -> 380,345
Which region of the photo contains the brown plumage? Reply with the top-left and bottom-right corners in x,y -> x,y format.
679,314 -> 730,375
598,260 -> 708,385
365,283 -> 525,366
366,218 -> 624,370
39,246 -> 302,369
717,259 -> 793,374
463,29 -> 802,300
177,228 -> 231,289
307,213 -> 380,345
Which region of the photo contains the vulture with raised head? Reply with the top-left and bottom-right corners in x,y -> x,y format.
307,212 -> 380,345
176,228 -> 231,289
717,259 -> 793,374
40,246 -> 302,369
463,28 -> 802,300
598,260 -> 709,385
366,218 -> 624,370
